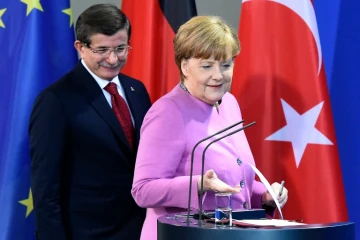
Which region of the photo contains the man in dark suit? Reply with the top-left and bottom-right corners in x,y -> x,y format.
29,4 -> 151,240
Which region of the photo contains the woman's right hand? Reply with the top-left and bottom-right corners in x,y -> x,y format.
197,169 -> 241,194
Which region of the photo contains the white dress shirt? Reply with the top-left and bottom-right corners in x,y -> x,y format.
81,59 -> 134,125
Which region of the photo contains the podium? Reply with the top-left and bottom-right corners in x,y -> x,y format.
157,210 -> 355,240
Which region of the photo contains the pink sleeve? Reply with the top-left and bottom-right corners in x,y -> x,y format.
131,98 -> 201,210
251,180 -> 267,208
251,180 -> 276,218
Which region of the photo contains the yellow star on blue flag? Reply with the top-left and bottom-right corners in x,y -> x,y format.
19,189 -> 33,217
0,8 -> 6,28
0,0 -> 77,238
21,0 -> 44,16
62,8 -> 73,27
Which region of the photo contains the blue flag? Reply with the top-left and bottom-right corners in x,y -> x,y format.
0,0 -> 77,238
316,0 -> 360,239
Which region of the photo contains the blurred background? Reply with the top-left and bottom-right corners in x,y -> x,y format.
71,0 -> 242,33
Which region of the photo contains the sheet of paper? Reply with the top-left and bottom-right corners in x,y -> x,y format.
248,163 -> 284,219
234,219 -> 306,226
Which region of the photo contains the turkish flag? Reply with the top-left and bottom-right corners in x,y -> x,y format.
232,0 -> 348,223
121,0 -> 197,102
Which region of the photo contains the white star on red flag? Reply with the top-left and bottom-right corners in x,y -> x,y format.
265,99 -> 333,167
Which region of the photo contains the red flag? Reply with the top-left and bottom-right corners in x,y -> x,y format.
121,0 -> 197,102
232,0 -> 348,223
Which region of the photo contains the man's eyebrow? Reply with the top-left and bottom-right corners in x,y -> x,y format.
93,44 -> 127,49
115,44 -> 127,47
92,45 -> 108,49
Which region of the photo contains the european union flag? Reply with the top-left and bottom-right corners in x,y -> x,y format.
0,0 -> 77,238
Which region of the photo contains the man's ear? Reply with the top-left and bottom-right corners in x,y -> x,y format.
181,59 -> 189,78
74,40 -> 85,58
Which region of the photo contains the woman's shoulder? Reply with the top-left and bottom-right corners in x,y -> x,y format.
144,85 -> 186,118
151,85 -> 190,111
222,91 -> 240,106
141,86 -> 188,133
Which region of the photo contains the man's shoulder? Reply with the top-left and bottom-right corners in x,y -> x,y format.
118,73 -> 150,98
37,65 -> 81,100
44,74 -> 71,93
118,73 -> 144,87
45,61 -> 88,90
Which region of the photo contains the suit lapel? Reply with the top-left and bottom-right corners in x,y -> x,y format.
73,62 -> 132,154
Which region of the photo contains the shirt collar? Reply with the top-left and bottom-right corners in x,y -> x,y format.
81,59 -> 121,89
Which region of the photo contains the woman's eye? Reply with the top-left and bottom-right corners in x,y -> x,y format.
201,65 -> 211,69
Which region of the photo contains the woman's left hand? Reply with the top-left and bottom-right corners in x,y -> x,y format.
261,182 -> 288,208
198,169 -> 241,194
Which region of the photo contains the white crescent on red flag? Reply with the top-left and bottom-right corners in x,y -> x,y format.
232,0 -> 348,223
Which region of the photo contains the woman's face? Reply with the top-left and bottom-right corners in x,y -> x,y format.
181,55 -> 235,105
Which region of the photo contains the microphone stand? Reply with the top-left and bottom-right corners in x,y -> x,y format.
198,121 -> 256,225
186,120 -> 245,225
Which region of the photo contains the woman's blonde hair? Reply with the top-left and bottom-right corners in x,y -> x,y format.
174,15 -> 240,81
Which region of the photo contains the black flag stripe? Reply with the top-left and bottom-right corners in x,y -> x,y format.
158,0 -> 197,33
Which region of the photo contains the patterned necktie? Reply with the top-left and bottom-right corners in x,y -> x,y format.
104,82 -> 134,150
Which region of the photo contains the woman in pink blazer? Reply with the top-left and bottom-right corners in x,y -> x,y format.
132,15 -> 289,240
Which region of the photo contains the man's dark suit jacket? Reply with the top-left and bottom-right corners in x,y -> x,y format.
29,62 -> 152,240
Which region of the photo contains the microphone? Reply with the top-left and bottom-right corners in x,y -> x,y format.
186,120 -> 245,225
198,121 -> 256,223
